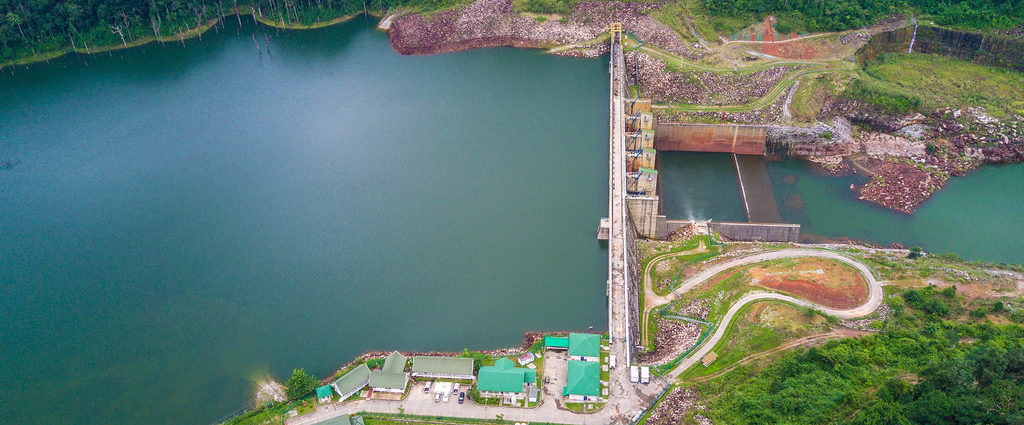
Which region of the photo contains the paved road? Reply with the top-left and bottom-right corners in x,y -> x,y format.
657,249 -> 884,378
639,243 -> 708,347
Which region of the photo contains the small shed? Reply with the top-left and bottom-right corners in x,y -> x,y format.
316,385 -> 333,403
701,352 -> 718,367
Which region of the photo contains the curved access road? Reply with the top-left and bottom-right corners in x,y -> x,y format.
640,243 -> 709,347
651,248 -> 884,378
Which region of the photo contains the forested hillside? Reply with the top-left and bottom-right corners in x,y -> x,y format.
702,0 -> 1024,33
697,286 -> 1024,425
0,0 -> 451,63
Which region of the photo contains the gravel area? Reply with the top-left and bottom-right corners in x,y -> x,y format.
640,318 -> 701,366
644,387 -> 712,425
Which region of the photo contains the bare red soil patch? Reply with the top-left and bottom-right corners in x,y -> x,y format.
757,275 -> 867,309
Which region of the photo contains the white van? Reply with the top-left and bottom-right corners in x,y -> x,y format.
609,355 -> 616,369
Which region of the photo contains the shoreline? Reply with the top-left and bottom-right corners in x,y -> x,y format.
0,7 -> 374,72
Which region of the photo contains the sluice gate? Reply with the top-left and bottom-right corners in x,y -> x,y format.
654,123 -> 767,155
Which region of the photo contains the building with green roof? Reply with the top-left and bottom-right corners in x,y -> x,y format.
313,414 -> 365,425
369,351 -> 408,393
563,360 -> 600,401
331,363 -> 370,400
477,358 -> 536,402
544,336 -> 569,350
316,384 -> 333,403
568,333 -> 601,361
411,356 -> 475,380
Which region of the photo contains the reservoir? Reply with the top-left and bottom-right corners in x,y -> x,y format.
0,17 -> 609,425
659,152 -> 1024,264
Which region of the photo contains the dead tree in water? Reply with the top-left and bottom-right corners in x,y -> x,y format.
252,34 -> 261,58
264,33 -> 272,56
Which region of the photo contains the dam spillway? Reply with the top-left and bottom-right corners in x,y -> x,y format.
733,154 -> 783,223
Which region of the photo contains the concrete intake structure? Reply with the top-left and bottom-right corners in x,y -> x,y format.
623,98 -> 661,240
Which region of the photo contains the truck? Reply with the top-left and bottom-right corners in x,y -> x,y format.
609,355 -> 616,369
629,366 -> 639,383
640,366 -> 650,384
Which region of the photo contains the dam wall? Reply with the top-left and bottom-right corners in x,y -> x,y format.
710,222 -> 800,243
654,123 -> 767,155
624,206 -> 642,359
858,25 -> 1024,72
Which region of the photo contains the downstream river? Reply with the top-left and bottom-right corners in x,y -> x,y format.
0,17 -> 609,425
660,152 -> 1024,264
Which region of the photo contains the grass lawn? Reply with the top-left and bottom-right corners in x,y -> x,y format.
863,52 -> 1024,117
790,73 -> 848,122
677,300 -> 829,380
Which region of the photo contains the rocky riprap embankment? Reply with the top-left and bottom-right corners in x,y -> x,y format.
644,387 -> 712,425
389,0 -> 706,59
625,51 -> 794,105
767,102 -> 1024,214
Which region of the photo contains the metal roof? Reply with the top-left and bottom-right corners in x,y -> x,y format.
544,336 -> 569,348
411,356 -> 474,376
315,385 -> 333,399
331,363 -> 370,397
313,415 -> 364,425
369,351 -> 408,390
477,357 -> 536,394
563,360 -> 600,396
568,333 -> 601,358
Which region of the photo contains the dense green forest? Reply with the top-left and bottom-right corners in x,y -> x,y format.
698,286 -> 1024,425
4,0 -> 1023,64
702,0 -> 1024,33
0,0 -> 453,63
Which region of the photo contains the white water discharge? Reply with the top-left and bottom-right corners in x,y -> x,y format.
909,21 -> 919,53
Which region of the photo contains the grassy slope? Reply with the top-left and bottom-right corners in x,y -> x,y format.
862,53 -> 1024,117
677,250 -> 1024,425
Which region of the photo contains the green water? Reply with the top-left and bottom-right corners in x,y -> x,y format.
659,152 -> 1024,263
0,17 -> 608,425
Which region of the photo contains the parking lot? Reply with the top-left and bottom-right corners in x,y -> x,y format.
405,380 -> 468,409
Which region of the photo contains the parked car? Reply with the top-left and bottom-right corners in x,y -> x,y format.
434,392 -> 440,403
424,381 -> 431,393
443,392 -> 450,403
458,392 -> 465,404
453,383 -> 460,394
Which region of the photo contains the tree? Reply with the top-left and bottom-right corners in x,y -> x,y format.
6,12 -> 24,41
907,246 -> 922,260
285,368 -> 318,400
